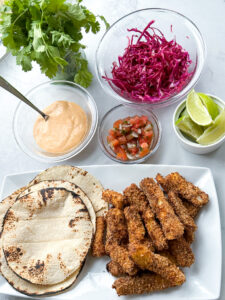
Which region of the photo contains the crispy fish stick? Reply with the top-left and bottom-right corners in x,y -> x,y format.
183,201 -> 201,218
167,191 -> 197,231
105,208 -> 127,253
184,228 -> 195,244
102,189 -> 125,209
129,243 -> 185,286
169,237 -> 195,267
124,206 -> 145,242
109,245 -> 138,276
113,273 -> 175,296
142,207 -> 168,251
157,250 -> 177,265
92,216 -> 106,257
140,178 -> 184,240
123,184 -> 148,212
107,261 -> 125,277
155,173 -> 168,191
164,172 -> 209,207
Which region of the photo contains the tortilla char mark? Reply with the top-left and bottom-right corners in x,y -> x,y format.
78,208 -> 88,213
40,188 -> 55,205
69,217 -> 82,228
4,246 -> 23,263
27,260 -> 45,281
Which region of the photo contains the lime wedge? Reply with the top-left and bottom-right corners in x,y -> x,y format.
180,108 -> 189,118
198,93 -> 220,120
197,109 -> 225,145
186,90 -> 213,126
176,115 -> 204,141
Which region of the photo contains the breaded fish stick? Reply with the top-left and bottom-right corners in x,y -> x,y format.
92,216 -> 106,257
123,184 -> 148,213
107,260 -> 125,277
184,228 -> 195,244
167,191 -> 197,231
129,243 -> 185,286
113,273 -> 175,296
183,201 -> 201,219
164,172 -> 209,207
169,237 -> 195,267
105,208 -> 127,253
156,173 -> 201,217
124,206 -> 145,242
140,178 -> 184,240
142,207 -> 168,251
102,189 -> 125,209
155,173 -> 168,192
157,250 -> 177,265
109,245 -> 138,276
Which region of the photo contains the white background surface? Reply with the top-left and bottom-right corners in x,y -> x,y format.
0,0 -> 224,299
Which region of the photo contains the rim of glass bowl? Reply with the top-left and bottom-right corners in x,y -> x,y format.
96,8 -> 206,108
13,80 -> 98,163
98,104 -> 162,164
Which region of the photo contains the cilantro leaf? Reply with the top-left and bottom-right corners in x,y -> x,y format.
0,0 -> 109,87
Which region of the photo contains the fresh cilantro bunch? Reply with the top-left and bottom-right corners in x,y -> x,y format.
0,0 -> 109,87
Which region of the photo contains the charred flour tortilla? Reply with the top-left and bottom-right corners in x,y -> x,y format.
2,188 -> 93,285
0,187 -> 26,235
19,180 -> 96,232
0,246 -> 82,296
30,165 -> 108,216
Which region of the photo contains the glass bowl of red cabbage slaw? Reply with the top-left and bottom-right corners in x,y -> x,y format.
98,104 -> 161,164
96,8 -> 206,108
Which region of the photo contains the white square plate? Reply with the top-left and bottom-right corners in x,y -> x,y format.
0,165 -> 222,300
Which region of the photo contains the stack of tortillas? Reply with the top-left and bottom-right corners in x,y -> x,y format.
0,166 -> 108,296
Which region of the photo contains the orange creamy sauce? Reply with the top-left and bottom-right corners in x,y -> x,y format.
33,101 -> 88,154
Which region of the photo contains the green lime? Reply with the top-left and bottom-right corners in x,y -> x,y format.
176,115 -> 204,141
180,108 -> 189,118
197,109 -> 225,145
186,90 -> 213,126
198,93 -> 220,120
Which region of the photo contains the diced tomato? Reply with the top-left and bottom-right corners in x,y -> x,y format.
108,129 -> 116,137
140,115 -> 148,124
107,116 -> 153,161
139,147 -> 150,157
126,133 -> 134,141
129,147 -> 138,155
129,116 -> 139,125
113,119 -> 123,129
139,137 -> 147,145
114,146 -> 128,161
107,135 -> 114,143
110,139 -> 119,147
144,130 -> 153,139
118,136 -> 127,144
140,142 -> 148,149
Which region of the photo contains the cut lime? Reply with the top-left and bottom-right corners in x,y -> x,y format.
176,115 -> 204,141
180,108 -> 189,118
197,109 -> 225,145
198,93 -> 220,120
186,90 -> 213,126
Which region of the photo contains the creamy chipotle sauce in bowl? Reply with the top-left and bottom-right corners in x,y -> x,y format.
33,101 -> 88,154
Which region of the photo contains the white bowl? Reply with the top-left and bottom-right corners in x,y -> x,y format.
173,94 -> 225,154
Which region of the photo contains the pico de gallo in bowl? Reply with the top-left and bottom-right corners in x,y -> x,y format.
98,105 -> 161,164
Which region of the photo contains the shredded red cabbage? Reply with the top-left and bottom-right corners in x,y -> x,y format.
103,21 -> 193,102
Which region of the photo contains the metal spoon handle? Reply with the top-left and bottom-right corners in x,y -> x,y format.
0,76 -> 49,121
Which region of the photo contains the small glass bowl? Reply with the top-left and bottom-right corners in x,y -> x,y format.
98,104 -> 161,164
96,8 -> 206,108
13,80 -> 98,163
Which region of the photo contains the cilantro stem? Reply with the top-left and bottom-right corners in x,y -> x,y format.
12,8 -> 28,26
